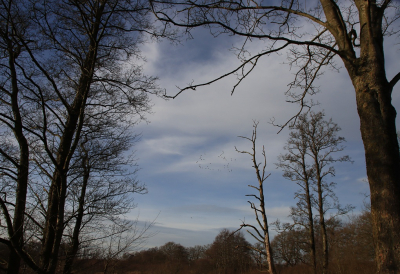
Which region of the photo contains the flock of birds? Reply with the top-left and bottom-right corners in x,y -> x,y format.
196,151 -> 235,172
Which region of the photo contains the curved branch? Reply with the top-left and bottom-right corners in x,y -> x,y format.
154,0 -> 327,26
389,71 -> 400,89
155,11 -> 339,53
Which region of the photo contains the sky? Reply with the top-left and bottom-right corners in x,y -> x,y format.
126,23 -> 400,249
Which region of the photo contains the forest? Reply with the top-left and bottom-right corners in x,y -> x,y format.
1,0 -> 400,274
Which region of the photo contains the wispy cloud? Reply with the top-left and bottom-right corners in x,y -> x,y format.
132,27 -> 400,249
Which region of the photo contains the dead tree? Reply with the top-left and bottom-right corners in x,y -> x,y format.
234,122 -> 276,274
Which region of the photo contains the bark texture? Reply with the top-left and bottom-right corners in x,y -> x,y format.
346,1 -> 400,272
352,69 -> 400,273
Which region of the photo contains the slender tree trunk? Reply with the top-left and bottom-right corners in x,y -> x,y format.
259,182 -> 275,274
6,36 -> 30,274
63,146 -> 90,274
305,179 -> 317,274
252,141 -> 276,274
40,173 -> 61,271
316,174 -> 328,274
40,4 -> 103,270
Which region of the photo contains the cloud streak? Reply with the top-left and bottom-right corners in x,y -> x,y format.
131,27 -> 400,249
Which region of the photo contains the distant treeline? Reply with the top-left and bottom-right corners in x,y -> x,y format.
0,209 -> 373,274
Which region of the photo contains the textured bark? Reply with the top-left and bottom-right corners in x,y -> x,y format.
345,2 -> 400,273
352,70 -> 400,273
319,1 -> 400,272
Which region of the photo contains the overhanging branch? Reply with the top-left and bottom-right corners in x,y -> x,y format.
389,71 -> 400,89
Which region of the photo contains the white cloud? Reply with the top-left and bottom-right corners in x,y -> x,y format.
141,135 -> 207,156
131,22 -> 400,248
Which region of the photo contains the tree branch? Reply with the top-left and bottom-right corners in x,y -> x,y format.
389,71 -> 400,89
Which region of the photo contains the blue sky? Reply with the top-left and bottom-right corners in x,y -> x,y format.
128,27 -> 400,249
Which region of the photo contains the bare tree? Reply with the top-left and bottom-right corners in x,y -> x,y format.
276,116 -> 318,274
0,0 -> 165,273
328,209 -> 374,273
277,111 -> 353,274
206,229 -> 252,274
91,219 -> 154,274
271,228 -> 307,267
150,1 -> 400,272
161,242 -> 189,262
60,127 -> 148,274
187,245 -> 207,263
234,121 -> 276,274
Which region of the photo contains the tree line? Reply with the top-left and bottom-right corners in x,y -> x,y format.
2,211 -> 371,274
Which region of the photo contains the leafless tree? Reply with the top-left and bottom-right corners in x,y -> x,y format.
234,121 -> 276,274
159,241 -> 189,263
60,127 -> 149,274
206,229 -> 252,274
150,1 -> 400,272
89,219 -> 154,274
276,116 -> 318,274
277,111 -> 353,274
187,245 -> 207,263
0,0 -> 166,273
271,228 -> 307,267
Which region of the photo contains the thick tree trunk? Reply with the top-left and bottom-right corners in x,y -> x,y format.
352,70 -> 400,273
7,249 -> 20,274
336,2 -> 400,272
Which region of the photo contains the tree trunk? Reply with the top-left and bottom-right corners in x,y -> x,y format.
305,179 -> 317,274
316,177 -> 328,274
7,249 -> 21,274
339,2 -> 400,272
352,69 -> 400,273
259,178 -> 276,274
40,4 -> 102,270
63,146 -> 90,274
6,37 -> 30,274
